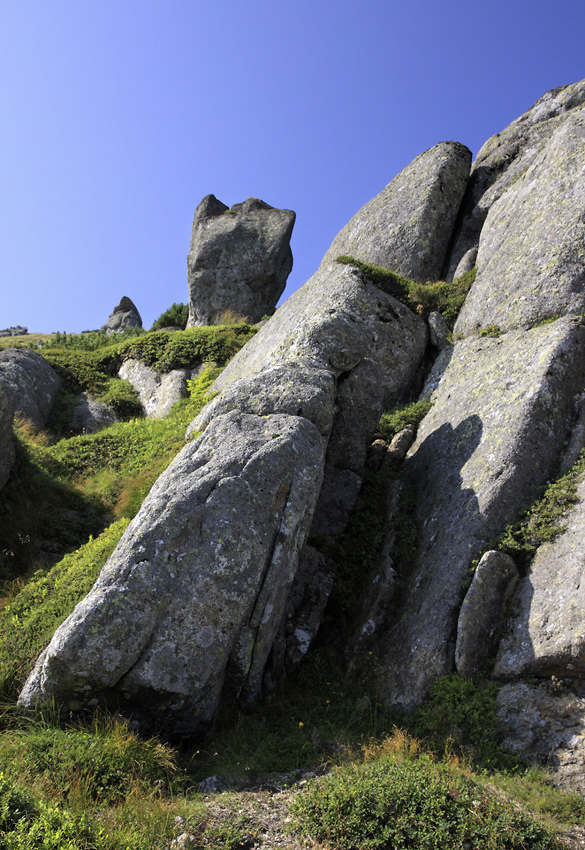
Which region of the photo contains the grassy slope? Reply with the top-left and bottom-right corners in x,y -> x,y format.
0,326 -> 583,847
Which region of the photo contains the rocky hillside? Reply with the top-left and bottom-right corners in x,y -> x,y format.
1,79 -> 585,848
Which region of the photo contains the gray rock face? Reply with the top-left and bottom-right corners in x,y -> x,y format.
427,311 -> 451,350
18,410 -> 327,736
211,261 -> 427,410
70,393 -> 118,435
0,348 -> 61,428
322,142 -> 471,281
455,551 -> 519,677
497,682 -> 585,795
374,316 -> 585,709
446,79 -> 585,280
102,297 -> 142,335
455,107 -> 585,336
0,383 -> 15,490
189,363 -> 336,439
187,195 -> 295,326
119,359 -> 197,419
494,474 -> 585,680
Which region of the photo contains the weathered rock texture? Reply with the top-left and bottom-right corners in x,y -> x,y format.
374,316 -> 585,709
494,474 -> 585,680
455,551 -> 519,677
455,106 -> 585,335
445,79 -> 585,280
102,297 -> 142,335
187,195 -> 295,326
0,383 -> 15,490
119,359 -> 199,419
0,348 -> 61,428
70,393 -> 118,435
322,141 -> 471,281
497,682 -> 585,795
19,410 -> 328,736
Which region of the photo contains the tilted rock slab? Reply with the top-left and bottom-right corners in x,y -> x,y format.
374,316 -> 585,709
446,79 -> 585,279
0,383 -> 15,490
455,105 -> 585,336
19,409 -> 328,736
211,261 -> 427,408
494,473 -> 585,680
321,141 -> 471,281
187,195 -> 295,326
206,260 -> 427,540
0,348 -> 61,428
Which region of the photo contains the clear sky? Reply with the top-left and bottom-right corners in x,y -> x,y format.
2,0 -> 584,333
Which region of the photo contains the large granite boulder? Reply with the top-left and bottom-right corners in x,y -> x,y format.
187,195 -> 295,326
119,359 -> 199,419
455,106 -> 585,336
494,473 -> 585,681
373,316 -> 585,709
321,141 -> 471,281
19,409 -> 328,736
0,348 -> 61,428
102,297 -> 142,335
0,383 -> 15,490
445,79 -> 585,280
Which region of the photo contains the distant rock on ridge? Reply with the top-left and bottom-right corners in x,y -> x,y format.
102,296 -> 142,335
187,195 -> 295,326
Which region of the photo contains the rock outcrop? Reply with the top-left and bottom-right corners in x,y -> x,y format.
0,348 -> 61,428
455,106 -> 585,336
18,78 -> 585,784
494,473 -> 585,681
0,383 -> 15,490
187,196 -> 295,326
322,141 -> 471,281
102,297 -> 142,335
445,79 -> 585,280
118,359 -> 200,419
374,317 -> 585,709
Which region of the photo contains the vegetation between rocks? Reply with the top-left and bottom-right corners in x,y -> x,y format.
336,255 -> 477,328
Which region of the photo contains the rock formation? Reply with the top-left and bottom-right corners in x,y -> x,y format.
102,296 -> 142,335
69,393 -> 118,435
186,195 -> 295,326
118,359 -> 201,419
17,79 -> 585,786
0,348 -> 61,428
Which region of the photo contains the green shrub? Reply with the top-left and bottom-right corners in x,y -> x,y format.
150,302 -> 189,331
337,256 -> 476,328
294,732 -> 558,849
378,398 -> 431,442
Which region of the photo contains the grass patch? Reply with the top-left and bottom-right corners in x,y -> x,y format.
378,398 -> 431,442
0,519 -> 129,700
337,256 -> 476,328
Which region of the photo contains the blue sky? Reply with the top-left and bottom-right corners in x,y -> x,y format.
2,0 -> 584,333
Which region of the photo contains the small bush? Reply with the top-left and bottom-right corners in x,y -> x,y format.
294,730 -> 558,849
336,256 -> 477,328
378,398 -> 431,442
150,302 -> 189,331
